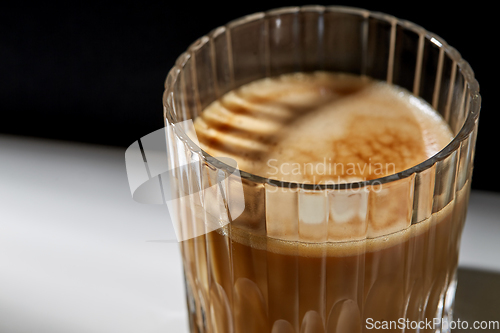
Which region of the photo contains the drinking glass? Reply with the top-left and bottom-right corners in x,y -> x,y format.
162,6 -> 480,333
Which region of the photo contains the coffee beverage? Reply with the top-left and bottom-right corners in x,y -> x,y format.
178,72 -> 468,333
193,72 -> 452,183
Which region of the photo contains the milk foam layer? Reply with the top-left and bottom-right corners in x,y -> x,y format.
194,72 -> 453,183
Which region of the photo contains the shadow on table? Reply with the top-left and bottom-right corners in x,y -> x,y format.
453,267 -> 500,332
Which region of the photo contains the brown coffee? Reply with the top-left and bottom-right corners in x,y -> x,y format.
181,72 -> 466,333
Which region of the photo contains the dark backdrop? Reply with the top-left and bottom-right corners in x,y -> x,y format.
1,2 -> 497,192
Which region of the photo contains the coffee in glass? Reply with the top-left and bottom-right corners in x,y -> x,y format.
163,6 -> 480,333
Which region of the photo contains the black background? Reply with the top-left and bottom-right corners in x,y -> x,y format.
1,2 -> 497,192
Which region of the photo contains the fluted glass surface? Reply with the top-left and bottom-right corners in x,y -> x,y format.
163,6 -> 480,333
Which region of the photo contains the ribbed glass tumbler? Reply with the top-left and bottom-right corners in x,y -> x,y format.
163,6 -> 480,333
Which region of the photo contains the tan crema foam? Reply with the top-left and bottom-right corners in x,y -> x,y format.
194,71 -> 452,183
193,72 -> 456,255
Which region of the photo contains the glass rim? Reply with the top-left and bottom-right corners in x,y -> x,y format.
163,5 -> 481,190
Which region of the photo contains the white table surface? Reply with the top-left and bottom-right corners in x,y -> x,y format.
1,134 -> 499,333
